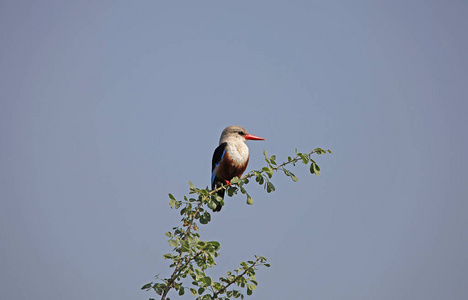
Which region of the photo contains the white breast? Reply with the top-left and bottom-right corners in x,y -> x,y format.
226,142 -> 249,165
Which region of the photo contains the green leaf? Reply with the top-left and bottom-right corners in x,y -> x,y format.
169,198 -> 176,208
266,182 -> 275,193
141,283 -> 152,290
263,150 -> 268,158
199,212 -> 211,225
247,283 -> 257,291
163,253 -> 173,259
168,239 -> 179,247
230,177 -> 241,184
269,155 -> 277,165
239,186 -> 246,194
169,193 -> 176,200
246,195 -> 253,205
208,241 -> 221,250
198,287 -> 205,295
290,173 -> 299,182
213,281 -> 222,291
262,167 -> 273,178
207,200 -> 217,210
310,162 -> 321,176
190,288 -> 197,296
180,240 -> 190,252
256,174 -> 264,185
165,231 -> 172,237
227,186 -> 237,197
178,287 -> 185,296
203,276 -> 212,287
154,283 -> 164,295
299,153 -> 309,164
314,147 -> 326,155
188,181 -> 194,189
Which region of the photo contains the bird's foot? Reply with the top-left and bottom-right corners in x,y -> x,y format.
224,180 -> 231,186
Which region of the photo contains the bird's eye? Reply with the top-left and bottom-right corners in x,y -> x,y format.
238,131 -> 245,136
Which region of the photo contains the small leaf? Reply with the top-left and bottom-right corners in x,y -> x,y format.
290,172 -> 299,182
230,177 -> 241,184
169,193 -> 176,200
246,195 -> 253,205
207,200 -> 217,210
199,212 -> 211,225
256,175 -> 264,185
238,186 -> 245,194
178,287 -> 185,296
168,239 -> 179,247
165,231 -> 172,237
190,288 -> 197,296
208,241 -> 221,251
266,182 -> 275,193
310,162 -> 321,176
227,186 -> 237,197
180,240 -> 190,252
262,167 -> 273,178
169,198 -> 176,208
188,181 -> 194,189
270,155 -> 277,165
299,153 -> 309,164
141,283 -> 152,290
203,276 -> 212,287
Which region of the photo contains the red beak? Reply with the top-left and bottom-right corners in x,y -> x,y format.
244,133 -> 265,141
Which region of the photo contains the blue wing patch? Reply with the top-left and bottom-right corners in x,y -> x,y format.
211,142 -> 227,188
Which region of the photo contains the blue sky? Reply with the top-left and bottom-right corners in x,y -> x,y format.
1,1 -> 466,299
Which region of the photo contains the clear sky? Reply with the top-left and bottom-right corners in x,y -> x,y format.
1,1 -> 466,299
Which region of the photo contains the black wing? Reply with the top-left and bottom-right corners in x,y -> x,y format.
211,142 -> 227,187
211,142 -> 227,212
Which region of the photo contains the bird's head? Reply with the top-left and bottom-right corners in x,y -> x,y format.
219,126 -> 265,144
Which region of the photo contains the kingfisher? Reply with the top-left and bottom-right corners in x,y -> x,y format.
211,126 -> 265,212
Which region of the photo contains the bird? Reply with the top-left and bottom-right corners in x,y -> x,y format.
211,126 -> 264,212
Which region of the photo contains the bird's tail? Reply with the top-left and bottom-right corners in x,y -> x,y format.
212,188 -> 225,212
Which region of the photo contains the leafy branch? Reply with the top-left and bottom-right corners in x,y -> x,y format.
142,148 -> 331,300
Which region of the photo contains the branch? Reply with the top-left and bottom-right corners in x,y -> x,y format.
144,148 -> 331,300
212,257 -> 262,299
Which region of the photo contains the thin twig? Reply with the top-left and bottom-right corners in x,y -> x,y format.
212,257 -> 261,299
